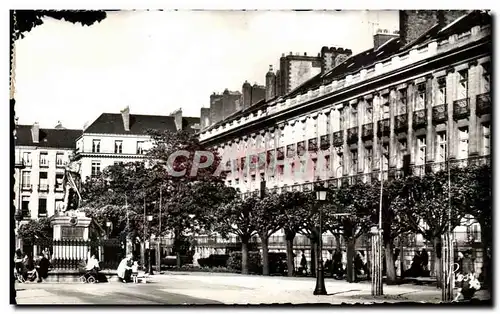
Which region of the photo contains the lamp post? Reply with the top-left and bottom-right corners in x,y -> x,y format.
146,214 -> 153,274
106,221 -> 112,239
442,121 -> 454,302
313,185 -> 328,295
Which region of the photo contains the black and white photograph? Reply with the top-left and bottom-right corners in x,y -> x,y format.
7,4 -> 493,306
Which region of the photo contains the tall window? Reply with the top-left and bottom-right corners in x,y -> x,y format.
436,132 -> 447,162
38,198 -> 47,217
21,171 -> 30,188
416,83 -> 426,110
92,139 -> 101,153
381,95 -> 390,119
339,109 -> 345,129
22,152 -> 31,165
337,152 -> 344,177
482,124 -> 490,156
458,127 -> 469,159
137,141 -> 145,154
397,140 -> 407,168
56,153 -> 64,166
437,77 -> 447,105
91,161 -> 101,177
114,140 -> 123,154
482,62 -> 491,93
55,173 -> 64,190
21,196 -> 30,211
39,172 -> 48,190
351,150 -> 358,174
39,152 -> 48,167
365,99 -> 373,123
381,144 -> 389,170
364,147 -> 372,173
417,136 -> 426,165
458,70 -> 469,99
351,104 -> 358,127
399,88 -> 407,114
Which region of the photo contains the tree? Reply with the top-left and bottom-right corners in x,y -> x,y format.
323,182 -> 378,283
279,190 -> 313,277
17,218 -> 52,244
402,168 -> 468,288
214,195 -> 257,274
251,192 -> 283,276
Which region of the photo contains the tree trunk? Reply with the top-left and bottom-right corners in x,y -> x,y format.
241,240 -> 249,275
309,241 -> 316,277
346,237 -> 356,283
334,233 -> 342,250
285,230 -> 295,277
433,237 -> 443,288
174,229 -> 182,268
385,241 -> 396,284
480,227 -> 491,292
261,234 -> 270,276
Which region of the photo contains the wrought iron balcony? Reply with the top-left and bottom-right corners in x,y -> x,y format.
476,93 -> 491,115
413,109 -> 427,128
347,127 -> 358,144
395,114 -> 408,132
297,141 -> 306,156
377,119 -> 390,136
286,144 -> 296,158
39,160 -> 49,168
308,138 -> 318,152
362,123 -> 373,140
277,147 -> 285,160
21,184 -> 32,192
432,104 -> 448,124
56,160 -> 67,168
38,184 -> 49,192
320,135 -> 330,150
332,131 -> 344,147
453,98 -> 470,120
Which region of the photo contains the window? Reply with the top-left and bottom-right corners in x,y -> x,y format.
364,147 -> 372,172
21,171 -> 30,188
337,152 -> 344,176
458,127 -> 469,159
114,140 -> 123,154
416,83 -> 426,110
351,150 -> 358,173
39,172 -> 48,191
381,95 -> 390,119
39,152 -> 48,167
22,152 -> 31,165
437,77 -> 447,105
436,132 -> 447,162
482,124 -> 490,155
137,141 -> 145,154
417,136 -> 426,165
21,196 -> 30,211
382,144 -> 389,170
351,104 -> 358,127
399,88 -> 407,106
482,62 -> 491,93
365,99 -> 373,123
458,70 -> 469,99
91,161 -> 101,177
38,198 -> 47,217
55,173 -> 64,190
92,140 -> 101,153
397,140 -> 407,168
339,109 -> 345,129
114,161 -> 124,166
56,153 -> 65,167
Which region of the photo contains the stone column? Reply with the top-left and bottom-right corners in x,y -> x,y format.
389,89 -> 397,169
446,68 -> 457,159
373,93 -> 380,172
407,83 -> 416,165
426,74 -> 435,163
468,60 -> 479,156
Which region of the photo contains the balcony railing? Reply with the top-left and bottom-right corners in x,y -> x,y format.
320,135 -> 330,150
39,160 -> 49,168
38,184 -> 49,192
286,144 -> 295,158
362,123 -> 373,140
395,114 -> 408,132
377,119 -> 390,136
432,104 -> 448,124
476,93 -> 491,115
21,184 -> 32,191
453,98 -> 470,120
347,127 -> 358,144
56,160 -> 67,168
332,131 -> 343,147
297,141 -> 306,156
308,138 -> 318,152
413,109 -> 427,128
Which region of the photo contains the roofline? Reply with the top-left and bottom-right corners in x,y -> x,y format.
15,145 -> 75,150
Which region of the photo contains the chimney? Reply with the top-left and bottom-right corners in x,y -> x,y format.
373,29 -> 399,50
120,106 -> 130,131
265,65 -> 276,101
320,47 -> 353,74
200,107 -> 211,129
31,122 -> 39,144
171,108 -> 183,131
242,81 -> 252,110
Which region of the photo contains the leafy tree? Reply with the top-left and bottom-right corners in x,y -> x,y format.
251,192 -> 283,276
402,168 -> 468,287
323,182 -> 378,283
17,218 -> 52,244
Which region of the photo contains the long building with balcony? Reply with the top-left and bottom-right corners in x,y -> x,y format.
14,123 -> 82,221
197,11 -> 491,272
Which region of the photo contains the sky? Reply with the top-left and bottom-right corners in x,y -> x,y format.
13,10 -> 399,130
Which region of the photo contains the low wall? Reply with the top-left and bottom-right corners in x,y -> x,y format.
43,269 -> 119,283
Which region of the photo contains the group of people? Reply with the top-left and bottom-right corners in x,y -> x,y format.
14,248 -> 50,283
299,249 -> 370,280
116,254 -> 140,283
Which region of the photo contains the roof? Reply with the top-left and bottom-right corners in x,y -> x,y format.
84,113 -> 200,135
15,125 -> 82,149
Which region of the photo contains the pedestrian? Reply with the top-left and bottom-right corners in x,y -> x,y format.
420,248 -> 429,275
332,249 -> 342,279
462,250 -> 474,275
341,250 -> 347,276
86,251 -> 101,282
14,249 -> 24,276
455,251 -> 464,274
300,251 -> 308,275
131,261 -> 139,283
35,253 -> 50,283
117,254 -> 133,283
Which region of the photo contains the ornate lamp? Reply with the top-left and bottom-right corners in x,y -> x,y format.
313,185 -> 328,295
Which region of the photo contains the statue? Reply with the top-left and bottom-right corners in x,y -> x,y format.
61,160 -> 82,214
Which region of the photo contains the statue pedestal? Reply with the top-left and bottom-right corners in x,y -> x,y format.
50,210 -> 92,261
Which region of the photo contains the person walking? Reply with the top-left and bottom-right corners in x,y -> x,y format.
420,248 -> 429,276
462,250 -> 474,275
300,251 -> 308,276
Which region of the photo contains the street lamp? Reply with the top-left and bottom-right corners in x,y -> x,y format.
106,221 -> 112,238
313,185 -> 328,296
146,214 -> 153,274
